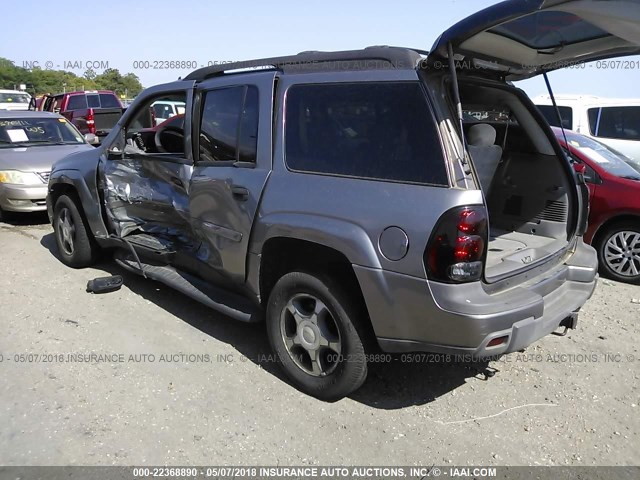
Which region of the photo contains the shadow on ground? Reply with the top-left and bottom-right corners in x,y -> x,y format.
0,211 -> 49,227
40,232 -> 496,409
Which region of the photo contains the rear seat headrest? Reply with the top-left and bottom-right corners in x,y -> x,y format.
468,123 -> 497,147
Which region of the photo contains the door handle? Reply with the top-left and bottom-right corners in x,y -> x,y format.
231,185 -> 249,201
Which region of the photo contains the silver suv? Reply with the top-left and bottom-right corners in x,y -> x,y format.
47,0 -> 640,400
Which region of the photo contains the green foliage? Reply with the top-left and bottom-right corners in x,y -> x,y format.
0,58 -> 144,98
83,68 -> 97,81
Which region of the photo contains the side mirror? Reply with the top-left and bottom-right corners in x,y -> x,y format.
84,133 -> 98,145
572,162 -> 587,175
106,129 -> 127,159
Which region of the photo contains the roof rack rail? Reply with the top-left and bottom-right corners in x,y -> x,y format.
184,46 -> 425,81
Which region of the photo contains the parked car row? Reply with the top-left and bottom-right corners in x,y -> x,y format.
34,90 -> 124,145
30,91 -> 186,146
2,0 -> 639,400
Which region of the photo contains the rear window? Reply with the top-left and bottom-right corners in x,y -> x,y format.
87,94 -> 100,108
66,93 -> 121,110
565,131 -> 640,179
536,105 -> 573,130
589,106 -> 640,141
285,82 -> 447,186
99,93 -> 121,108
489,11 -> 609,50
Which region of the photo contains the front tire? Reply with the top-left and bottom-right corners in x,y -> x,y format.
596,223 -> 640,284
266,272 -> 369,401
53,194 -> 98,268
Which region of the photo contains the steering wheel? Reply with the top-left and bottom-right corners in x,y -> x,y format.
154,125 -> 184,154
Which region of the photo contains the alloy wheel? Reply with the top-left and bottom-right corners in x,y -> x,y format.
57,207 -> 76,256
279,293 -> 342,377
604,230 -> 640,277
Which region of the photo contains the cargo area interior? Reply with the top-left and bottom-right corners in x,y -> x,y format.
459,82 -> 574,280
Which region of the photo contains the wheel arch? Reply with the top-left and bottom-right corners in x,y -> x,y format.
257,235 -> 378,341
48,171 -> 108,238
591,214 -> 640,248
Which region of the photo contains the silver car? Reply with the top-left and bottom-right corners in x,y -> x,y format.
47,0 -> 640,400
0,111 -> 94,221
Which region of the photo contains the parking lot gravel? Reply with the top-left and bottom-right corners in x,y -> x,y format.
1,214 -> 638,466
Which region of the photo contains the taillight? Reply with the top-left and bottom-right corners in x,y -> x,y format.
425,206 -> 488,283
86,108 -> 96,134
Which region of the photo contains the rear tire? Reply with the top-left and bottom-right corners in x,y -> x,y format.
53,194 -> 98,268
595,223 -> 640,284
266,271 -> 369,401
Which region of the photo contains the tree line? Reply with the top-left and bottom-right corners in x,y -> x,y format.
0,58 -> 144,98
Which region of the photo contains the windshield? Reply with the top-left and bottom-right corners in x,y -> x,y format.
0,93 -> 31,104
0,117 -> 85,148
565,131 -> 640,180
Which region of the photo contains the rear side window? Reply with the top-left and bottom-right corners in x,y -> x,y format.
66,95 -> 87,110
199,85 -> 259,163
536,105 -> 573,130
590,106 -> 640,141
285,82 -> 447,185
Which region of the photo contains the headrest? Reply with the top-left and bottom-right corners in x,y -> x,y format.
468,123 -> 497,147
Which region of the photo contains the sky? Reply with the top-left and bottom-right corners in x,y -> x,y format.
1,0 -> 639,99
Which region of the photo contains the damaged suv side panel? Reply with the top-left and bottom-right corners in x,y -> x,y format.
99,81 -> 196,240
188,72 -> 277,287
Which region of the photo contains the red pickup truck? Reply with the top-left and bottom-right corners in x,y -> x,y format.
37,90 -> 124,145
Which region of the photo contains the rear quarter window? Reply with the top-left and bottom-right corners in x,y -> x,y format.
285,82 -> 448,186
66,95 -> 88,110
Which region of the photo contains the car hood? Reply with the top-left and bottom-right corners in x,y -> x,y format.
0,144 -> 93,172
0,104 -> 30,111
429,0 -> 640,80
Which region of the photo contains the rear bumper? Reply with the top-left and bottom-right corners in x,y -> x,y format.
0,184 -> 48,212
355,239 -> 598,359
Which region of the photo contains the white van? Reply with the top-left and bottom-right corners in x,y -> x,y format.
0,90 -> 32,111
534,95 -> 640,162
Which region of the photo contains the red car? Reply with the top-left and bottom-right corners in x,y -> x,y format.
553,127 -> 640,284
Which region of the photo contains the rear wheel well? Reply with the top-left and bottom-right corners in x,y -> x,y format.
259,237 -> 376,345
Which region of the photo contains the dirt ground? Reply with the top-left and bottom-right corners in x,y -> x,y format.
0,213 -> 638,467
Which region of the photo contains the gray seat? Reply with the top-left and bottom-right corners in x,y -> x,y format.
467,123 -> 503,193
